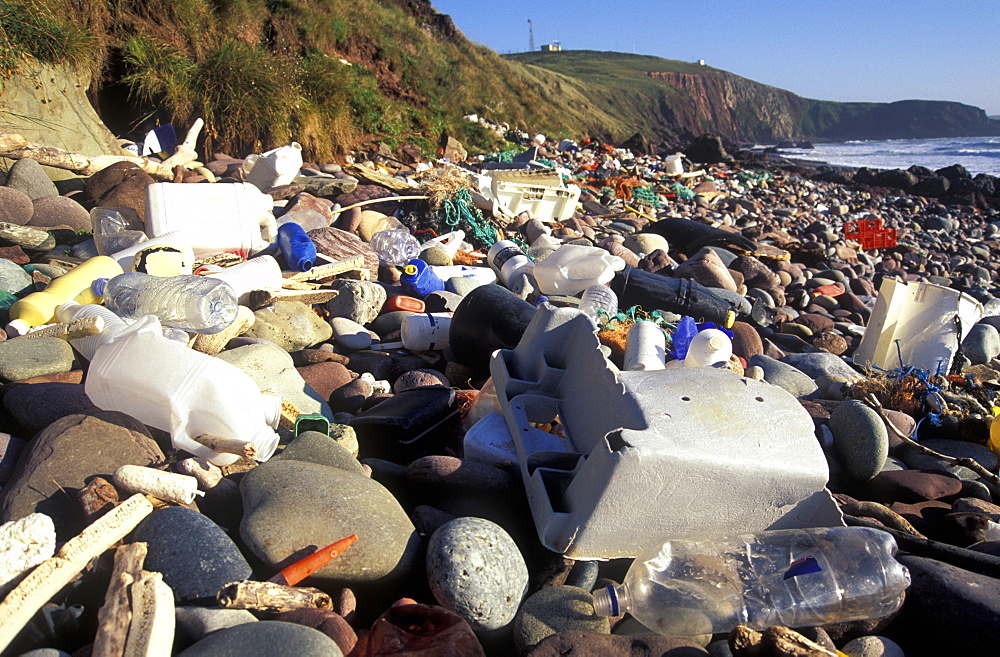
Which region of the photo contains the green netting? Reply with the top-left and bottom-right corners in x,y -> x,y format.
631,185 -> 663,209
671,182 -> 695,200
441,187 -> 497,249
484,150 -> 517,163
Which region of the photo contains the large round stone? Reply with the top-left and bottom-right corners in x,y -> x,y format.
240,459 -> 418,584
245,301 -> 333,351
426,516 -> 528,631
828,399 -> 888,481
177,621 -> 343,657
129,506 -> 252,602
0,412 -> 164,539
513,585 -> 609,653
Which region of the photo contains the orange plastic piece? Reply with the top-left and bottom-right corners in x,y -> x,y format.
812,284 -> 845,297
269,534 -> 358,586
384,296 -> 425,313
844,218 -> 897,250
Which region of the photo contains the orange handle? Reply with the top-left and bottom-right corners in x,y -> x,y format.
278,534 -> 358,586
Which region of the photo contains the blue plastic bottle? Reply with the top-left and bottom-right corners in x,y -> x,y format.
277,222 -> 317,272
400,259 -> 445,298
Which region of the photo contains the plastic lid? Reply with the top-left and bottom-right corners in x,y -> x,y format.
92,278 -> 109,297
403,264 -> 418,276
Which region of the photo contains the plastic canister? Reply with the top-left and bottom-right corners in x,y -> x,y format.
7,255 -> 124,332
611,266 -> 737,329
203,255 -> 283,304
420,230 -> 467,258
244,142 -> 303,191
400,259 -> 445,298
145,182 -> 276,258
85,315 -> 281,466
623,321 -> 666,371
401,312 -> 454,351
663,153 -> 684,176
277,222 -> 317,272
531,244 -> 626,296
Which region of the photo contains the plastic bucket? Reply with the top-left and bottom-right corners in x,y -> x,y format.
663,154 -> 684,176
401,312 -> 453,351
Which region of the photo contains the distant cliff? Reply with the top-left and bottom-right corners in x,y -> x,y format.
508,51 -> 1000,145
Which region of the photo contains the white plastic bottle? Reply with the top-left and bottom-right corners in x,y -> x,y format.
592,527 -> 910,639
623,321 -> 666,371
109,231 -> 193,272
531,244 -> 626,296
93,272 -> 238,334
666,328 -> 733,368
488,240 -> 535,290
202,255 -> 283,304
85,315 -> 281,466
145,182 -> 276,258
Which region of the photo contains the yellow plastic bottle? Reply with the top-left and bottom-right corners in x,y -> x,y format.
8,256 -> 124,331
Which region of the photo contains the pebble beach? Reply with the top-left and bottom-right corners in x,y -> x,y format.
0,129 -> 999,657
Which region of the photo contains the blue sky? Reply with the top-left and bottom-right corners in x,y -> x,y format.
432,0 -> 1000,115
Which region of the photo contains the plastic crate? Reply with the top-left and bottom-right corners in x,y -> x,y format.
491,180 -> 581,222
844,218 -> 897,250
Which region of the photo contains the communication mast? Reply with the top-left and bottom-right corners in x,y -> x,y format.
528,19 -> 534,51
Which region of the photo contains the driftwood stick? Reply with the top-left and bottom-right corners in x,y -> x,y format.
123,571 -> 174,657
862,394 -> 1000,486
217,580 -> 332,614
92,542 -> 148,657
0,494 -> 154,653
832,494 -> 926,538
0,119 -> 204,180
193,434 -> 257,460
18,315 -> 104,341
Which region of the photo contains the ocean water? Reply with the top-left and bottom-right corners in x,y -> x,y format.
753,136 -> 1000,177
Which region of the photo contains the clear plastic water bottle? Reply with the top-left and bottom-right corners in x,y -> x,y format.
90,207 -> 147,256
93,272 -> 238,334
370,229 -> 420,266
592,527 -> 910,639
578,284 -> 618,326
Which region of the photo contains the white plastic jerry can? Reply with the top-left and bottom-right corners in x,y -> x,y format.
85,315 -> 281,466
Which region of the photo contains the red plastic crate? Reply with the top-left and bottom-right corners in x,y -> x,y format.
844,218 -> 897,250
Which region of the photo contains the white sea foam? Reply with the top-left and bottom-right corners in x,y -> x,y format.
754,136 -> 1000,176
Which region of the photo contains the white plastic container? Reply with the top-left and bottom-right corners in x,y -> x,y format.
854,278 -> 984,373
56,301 -> 129,361
663,153 -> 684,176
431,265 -> 497,287
244,142 -> 303,191
145,183 -> 277,258
666,328 -> 733,368
109,231 -> 194,272
531,244 -> 626,296
203,255 -> 283,305
624,321 -> 666,371
85,315 -> 281,466
420,230 -> 468,258
401,312 -> 453,351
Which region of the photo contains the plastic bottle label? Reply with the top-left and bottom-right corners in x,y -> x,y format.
783,555 -> 822,579
491,246 -> 524,269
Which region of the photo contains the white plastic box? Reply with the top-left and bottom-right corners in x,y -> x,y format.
854,278 -> 984,373
486,305 -> 843,560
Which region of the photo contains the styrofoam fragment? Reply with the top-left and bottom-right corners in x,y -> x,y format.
175,457 -> 223,490
114,465 -> 204,505
359,372 -> 391,394
0,513 -> 56,594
